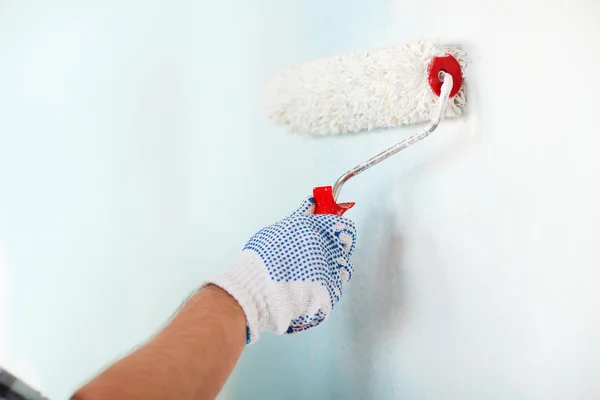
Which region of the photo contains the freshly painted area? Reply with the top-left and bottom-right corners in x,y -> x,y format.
1,0 -> 600,399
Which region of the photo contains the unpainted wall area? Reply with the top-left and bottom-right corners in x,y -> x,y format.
1,0 -> 600,399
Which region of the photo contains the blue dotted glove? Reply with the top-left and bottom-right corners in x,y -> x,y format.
206,198 -> 357,343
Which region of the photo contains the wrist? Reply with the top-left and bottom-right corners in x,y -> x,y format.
205,250 -> 283,343
169,285 -> 246,342
194,285 -> 246,329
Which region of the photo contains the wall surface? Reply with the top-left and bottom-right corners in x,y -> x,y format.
1,0 -> 600,399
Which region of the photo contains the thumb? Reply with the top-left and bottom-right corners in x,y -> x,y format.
291,197 -> 316,216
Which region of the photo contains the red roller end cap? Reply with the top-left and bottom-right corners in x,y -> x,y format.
427,54 -> 463,98
313,186 -> 355,216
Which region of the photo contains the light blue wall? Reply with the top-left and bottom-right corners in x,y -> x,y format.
0,0 -> 389,398
3,0 -> 600,399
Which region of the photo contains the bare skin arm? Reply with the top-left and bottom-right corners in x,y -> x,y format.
73,285 -> 246,400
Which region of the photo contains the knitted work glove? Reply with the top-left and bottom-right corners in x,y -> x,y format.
205,197 -> 357,344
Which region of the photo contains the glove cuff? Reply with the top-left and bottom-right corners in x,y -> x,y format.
203,250 -> 271,344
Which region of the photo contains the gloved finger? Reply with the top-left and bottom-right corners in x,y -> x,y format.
331,219 -> 357,255
339,262 -> 351,283
337,230 -> 355,255
336,253 -> 354,283
311,215 -> 356,241
286,310 -> 328,334
291,197 -> 316,216
323,271 -> 342,304
311,216 -> 356,257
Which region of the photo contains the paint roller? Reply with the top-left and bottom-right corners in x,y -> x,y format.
266,41 -> 467,215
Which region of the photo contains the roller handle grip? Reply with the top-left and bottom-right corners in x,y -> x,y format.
313,186 -> 355,216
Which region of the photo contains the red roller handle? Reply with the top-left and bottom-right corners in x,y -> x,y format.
313,186 -> 355,216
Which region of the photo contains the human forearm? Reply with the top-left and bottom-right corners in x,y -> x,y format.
73,285 -> 246,400
74,197 -> 357,399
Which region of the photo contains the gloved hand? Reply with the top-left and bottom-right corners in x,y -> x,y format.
205,197 -> 357,344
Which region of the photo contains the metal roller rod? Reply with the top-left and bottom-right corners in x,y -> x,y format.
331,72 -> 454,201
